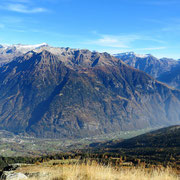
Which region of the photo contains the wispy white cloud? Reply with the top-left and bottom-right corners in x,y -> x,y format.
86,32 -> 167,56
0,0 -> 48,14
144,18 -> 180,34
142,37 -> 165,44
134,47 -> 166,51
85,33 -> 165,49
86,34 -> 141,48
99,46 -> 167,55
161,25 -> 180,32
3,3 -> 47,13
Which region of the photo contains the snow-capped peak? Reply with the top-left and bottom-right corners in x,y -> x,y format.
13,42 -> 48,49
1,42 -> 48,49
0,43 -> 49,54
114,52 -> 150,58
135,53 -> 149,58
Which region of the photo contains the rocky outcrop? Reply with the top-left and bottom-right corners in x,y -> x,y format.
1,171 -> 27,180
0,163 -> 52,180
0,164 -> 28,180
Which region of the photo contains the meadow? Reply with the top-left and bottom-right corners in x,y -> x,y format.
14,160 -> 179,180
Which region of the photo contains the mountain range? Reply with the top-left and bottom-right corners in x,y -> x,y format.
0,45 -> 180,138
0,43 -> 48,67
115,52 -> 180,89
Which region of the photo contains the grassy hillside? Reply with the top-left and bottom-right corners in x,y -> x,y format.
104,125 -> 180,149
87,125 -> 180,168
0,126 -> 179,177
14,161 -> 179,180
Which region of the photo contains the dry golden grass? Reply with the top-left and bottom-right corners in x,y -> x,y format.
51,162 -> 179,180
17,160 -> 179,180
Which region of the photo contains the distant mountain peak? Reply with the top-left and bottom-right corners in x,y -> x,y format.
114,51 -> 180,88
1,42 -> 48,50
114,51 -> 151,58
0,43 -> 49,66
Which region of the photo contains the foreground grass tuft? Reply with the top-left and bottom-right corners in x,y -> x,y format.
25,161 -> 179,180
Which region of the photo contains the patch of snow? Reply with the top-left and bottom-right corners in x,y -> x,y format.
0,43 -> 48,53
114,52 -> 150,58
135,53 -> 149,58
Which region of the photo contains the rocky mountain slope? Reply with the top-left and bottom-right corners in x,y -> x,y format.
0,46 -> 180,138
0,43 -> 48,66
158,64 -> 180,89
115,52 -> 180,89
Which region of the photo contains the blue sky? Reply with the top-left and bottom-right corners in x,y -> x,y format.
0,0 -> 180,59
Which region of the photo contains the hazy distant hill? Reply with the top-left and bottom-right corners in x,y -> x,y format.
115,52 -> 180,89
158,64 -> 180,89
0,46 -> 180,138
99,125 -> 180,149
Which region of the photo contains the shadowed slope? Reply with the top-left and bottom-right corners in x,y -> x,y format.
0,48 -> 180,138
98,125 -> 180,149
